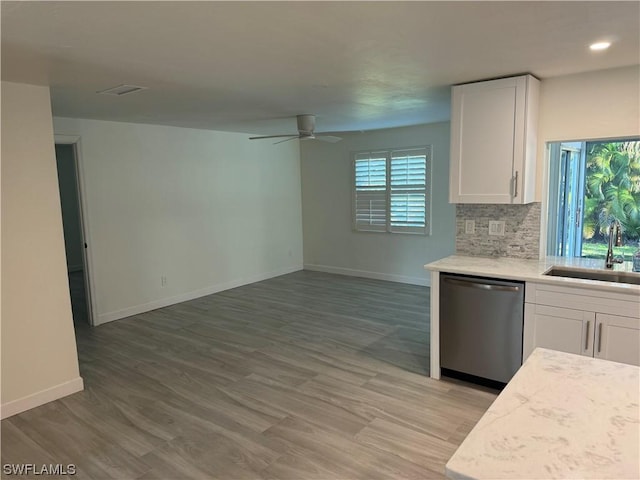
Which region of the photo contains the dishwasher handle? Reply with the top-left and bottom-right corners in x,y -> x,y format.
442,277 -> 522,292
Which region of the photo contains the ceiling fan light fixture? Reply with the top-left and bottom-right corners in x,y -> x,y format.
589,41 -> 611,51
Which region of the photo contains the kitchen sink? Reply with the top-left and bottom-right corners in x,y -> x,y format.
544,267 -> 640,285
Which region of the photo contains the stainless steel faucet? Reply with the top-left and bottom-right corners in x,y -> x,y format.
605,220 -> 623,269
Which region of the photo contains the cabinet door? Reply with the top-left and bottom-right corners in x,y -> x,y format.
594,313 -> 640,366
450,76 -> 526,204
523,303 -> 595,360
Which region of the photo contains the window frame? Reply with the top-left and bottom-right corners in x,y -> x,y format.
352,145 -> 432,235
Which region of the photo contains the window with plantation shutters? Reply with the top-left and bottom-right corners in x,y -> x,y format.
354,152 -> 388,232
352,146 -> 431,235
390,149 -> 428,233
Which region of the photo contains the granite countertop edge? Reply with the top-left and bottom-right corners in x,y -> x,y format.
444,348 -> 640,480
424,254 -> 640,294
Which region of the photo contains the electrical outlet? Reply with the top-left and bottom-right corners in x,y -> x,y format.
161,275 -> 167,287
465,220 -> 475,234
488,220 -> 506,236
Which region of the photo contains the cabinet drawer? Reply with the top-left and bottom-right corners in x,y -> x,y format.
534,304 -> 587,321
526,282 -> 640,318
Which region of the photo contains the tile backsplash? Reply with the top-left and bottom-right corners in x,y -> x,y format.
456,203 -> 542,259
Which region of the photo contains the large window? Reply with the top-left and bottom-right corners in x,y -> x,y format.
547,139 -> 640,259
353,147 -> 431,235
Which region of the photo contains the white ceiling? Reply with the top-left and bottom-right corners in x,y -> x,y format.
2,1 -> 639,135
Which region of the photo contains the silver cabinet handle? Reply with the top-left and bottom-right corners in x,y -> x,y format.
442,277 -> 521,292
597,323 -> 603,353
513,171 -> 519,197
584,320 -> 590,350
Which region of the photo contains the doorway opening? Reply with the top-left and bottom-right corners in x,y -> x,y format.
54,142 -> 94,326
546,138 -> 640,259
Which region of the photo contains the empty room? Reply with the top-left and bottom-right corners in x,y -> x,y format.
2,2 -> 639,479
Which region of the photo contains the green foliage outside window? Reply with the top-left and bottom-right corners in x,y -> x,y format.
583,141 -> 640,243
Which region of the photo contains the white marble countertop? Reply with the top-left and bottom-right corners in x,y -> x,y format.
445,348 -> 640,480
424,255 -> 640,294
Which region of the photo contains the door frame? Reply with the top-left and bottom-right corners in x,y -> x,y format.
558,143 -> 585,257
55,134 -> 97,326
539,140 -> 596,258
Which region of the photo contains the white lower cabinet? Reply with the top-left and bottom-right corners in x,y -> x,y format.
524,283 -> 640,367
595,313 -> 640,366
524,304 -> 594,357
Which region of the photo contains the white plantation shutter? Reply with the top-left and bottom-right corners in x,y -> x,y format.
353,146 -> 431,235
354,152 -> 388,232
390,148 -> 428,234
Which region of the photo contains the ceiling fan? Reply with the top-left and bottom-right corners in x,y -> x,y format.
249,114 -> 342,144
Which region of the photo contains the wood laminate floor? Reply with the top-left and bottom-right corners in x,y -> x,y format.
1,271 -> 496,479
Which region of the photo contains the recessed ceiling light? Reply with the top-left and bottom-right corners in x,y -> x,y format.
97,84 -> 147,96
589,41 -> 611,51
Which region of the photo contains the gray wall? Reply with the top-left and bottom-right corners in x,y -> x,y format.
54,117 -> 304,325
301,122 -> 456,286
55,144 -> 84,271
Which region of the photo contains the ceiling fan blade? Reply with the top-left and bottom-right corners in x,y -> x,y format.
273,136 -> 301,145
250,115 -> 338,145
249,134 -> 298,140
316,135 -> 342,143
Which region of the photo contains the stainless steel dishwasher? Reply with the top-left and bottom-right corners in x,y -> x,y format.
440,273 -> 524,386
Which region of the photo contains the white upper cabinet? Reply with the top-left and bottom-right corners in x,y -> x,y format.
449,75 -> 540,204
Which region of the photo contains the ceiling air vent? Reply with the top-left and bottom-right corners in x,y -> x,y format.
97,84 -> 147,96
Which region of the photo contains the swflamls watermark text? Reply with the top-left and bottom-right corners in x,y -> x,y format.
2,464 -> 76,476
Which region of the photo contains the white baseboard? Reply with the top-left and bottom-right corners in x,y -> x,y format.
1,377 -> 84,419
303,264 -> 430,287
96,265 -> 303,325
